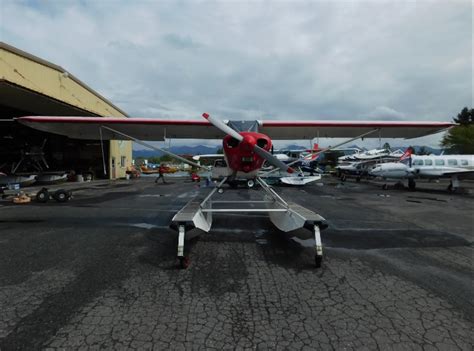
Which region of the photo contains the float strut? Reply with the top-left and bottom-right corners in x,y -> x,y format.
178,225 -> 185,257
177,225 -> 190,269
314,225 -> 323,268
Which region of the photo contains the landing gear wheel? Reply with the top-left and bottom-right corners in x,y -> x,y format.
53,189 -> 69,202
341,175 -> 346,182
394,182 -> 404,190
36,188 -> 49,203
356,176 -> 361,182
179,257 -> 190,269
447,182 -> 454,192
408,179 -> 416,191
247,179 -> 255,188
315,255 -> 322,268
382,184 -> 388,190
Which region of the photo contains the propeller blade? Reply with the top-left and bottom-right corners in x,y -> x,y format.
254,146 -> 294,173
202,113 -> 293,173
202,113 -> 243,141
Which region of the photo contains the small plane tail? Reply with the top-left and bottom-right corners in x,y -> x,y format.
400,148 -> 412,166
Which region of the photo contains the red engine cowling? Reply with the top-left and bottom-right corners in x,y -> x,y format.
223,132 -> 272,173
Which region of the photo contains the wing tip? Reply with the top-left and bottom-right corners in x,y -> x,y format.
202,113 -> 210,119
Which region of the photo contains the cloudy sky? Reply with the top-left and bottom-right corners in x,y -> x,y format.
1,0 -> 472,148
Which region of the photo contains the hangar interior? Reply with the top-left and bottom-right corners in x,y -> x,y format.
0,42 -> 131,180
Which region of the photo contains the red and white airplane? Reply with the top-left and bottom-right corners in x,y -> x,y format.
16,114 -> 453,268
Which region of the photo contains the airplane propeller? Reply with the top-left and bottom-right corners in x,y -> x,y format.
202,113 -> 294,173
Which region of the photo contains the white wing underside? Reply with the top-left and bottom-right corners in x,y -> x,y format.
17,116 -> 453,140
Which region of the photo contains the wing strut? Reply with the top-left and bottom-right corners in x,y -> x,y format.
263,128 -> 380,176
100,126 -> 210,171
99,127 -> 107,176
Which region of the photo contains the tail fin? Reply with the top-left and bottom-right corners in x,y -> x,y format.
303,152 -> 320,162
305,143 -> 320,153
400,148 -> 412,167
400,148 -> 412,161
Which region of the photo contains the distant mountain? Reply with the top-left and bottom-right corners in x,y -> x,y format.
133,144 -> 443,159
133,145 -> 219,158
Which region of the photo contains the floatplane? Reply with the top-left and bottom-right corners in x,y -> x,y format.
16,114 -> 452,268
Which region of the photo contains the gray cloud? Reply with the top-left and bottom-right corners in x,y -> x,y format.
162,33 -> 202,50
1,0 -> 471,147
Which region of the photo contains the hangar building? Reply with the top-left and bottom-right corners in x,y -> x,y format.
0,42 -> 132,180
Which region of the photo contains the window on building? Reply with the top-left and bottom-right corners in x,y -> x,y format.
120,156 -> 126,167
448,159 -> 458,166
435,159 -> 445,166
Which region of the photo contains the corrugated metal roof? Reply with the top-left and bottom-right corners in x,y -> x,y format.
0,41 -> 129,117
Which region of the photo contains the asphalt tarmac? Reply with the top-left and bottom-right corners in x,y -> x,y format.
0,176 -> 472,350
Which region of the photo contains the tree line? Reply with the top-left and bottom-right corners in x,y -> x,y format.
441,107 -> 474,154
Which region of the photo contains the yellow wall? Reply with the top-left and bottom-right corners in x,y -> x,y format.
0,44 -> 132,179
109,140 -> 133,179
0,47 -> 125,117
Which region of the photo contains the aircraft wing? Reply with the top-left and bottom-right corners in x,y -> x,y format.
16,116 -> 453,140
17,116 -> 222,140
259,120 -> 454,139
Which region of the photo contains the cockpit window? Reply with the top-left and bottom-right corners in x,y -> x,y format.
424,159 -> 433,166
435,159 -> 445,166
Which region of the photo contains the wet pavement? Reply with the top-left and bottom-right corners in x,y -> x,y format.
0,177 -> 473,350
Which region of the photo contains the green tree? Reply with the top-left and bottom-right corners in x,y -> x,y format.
453,107 -> 472,125
159,154 -> 173,163
441,107 -> 474,154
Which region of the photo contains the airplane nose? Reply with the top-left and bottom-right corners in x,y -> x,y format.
369,167 -> 380,175
241,135 -> 256,151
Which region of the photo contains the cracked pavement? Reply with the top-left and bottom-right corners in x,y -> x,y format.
0,177 -> 473,350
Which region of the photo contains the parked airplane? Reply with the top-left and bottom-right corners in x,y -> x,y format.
336,148 -> 405,181
16,114 -> 452,268
369,152 -> 474,191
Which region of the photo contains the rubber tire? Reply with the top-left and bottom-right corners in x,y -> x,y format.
36,188 -> 49,203
315,255 -> 322,268
382,184 -> 388,190
53,189 -> 69,203
179,257 -> 190,269
356,177 -> 361,182
341,175 -> 346,182
408,179 -> 416,191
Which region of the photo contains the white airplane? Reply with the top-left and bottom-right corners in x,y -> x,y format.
369,152 -> 474,191
16,114 -> 453,268
336,148 -> 406,181
338,148 -> 404,162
